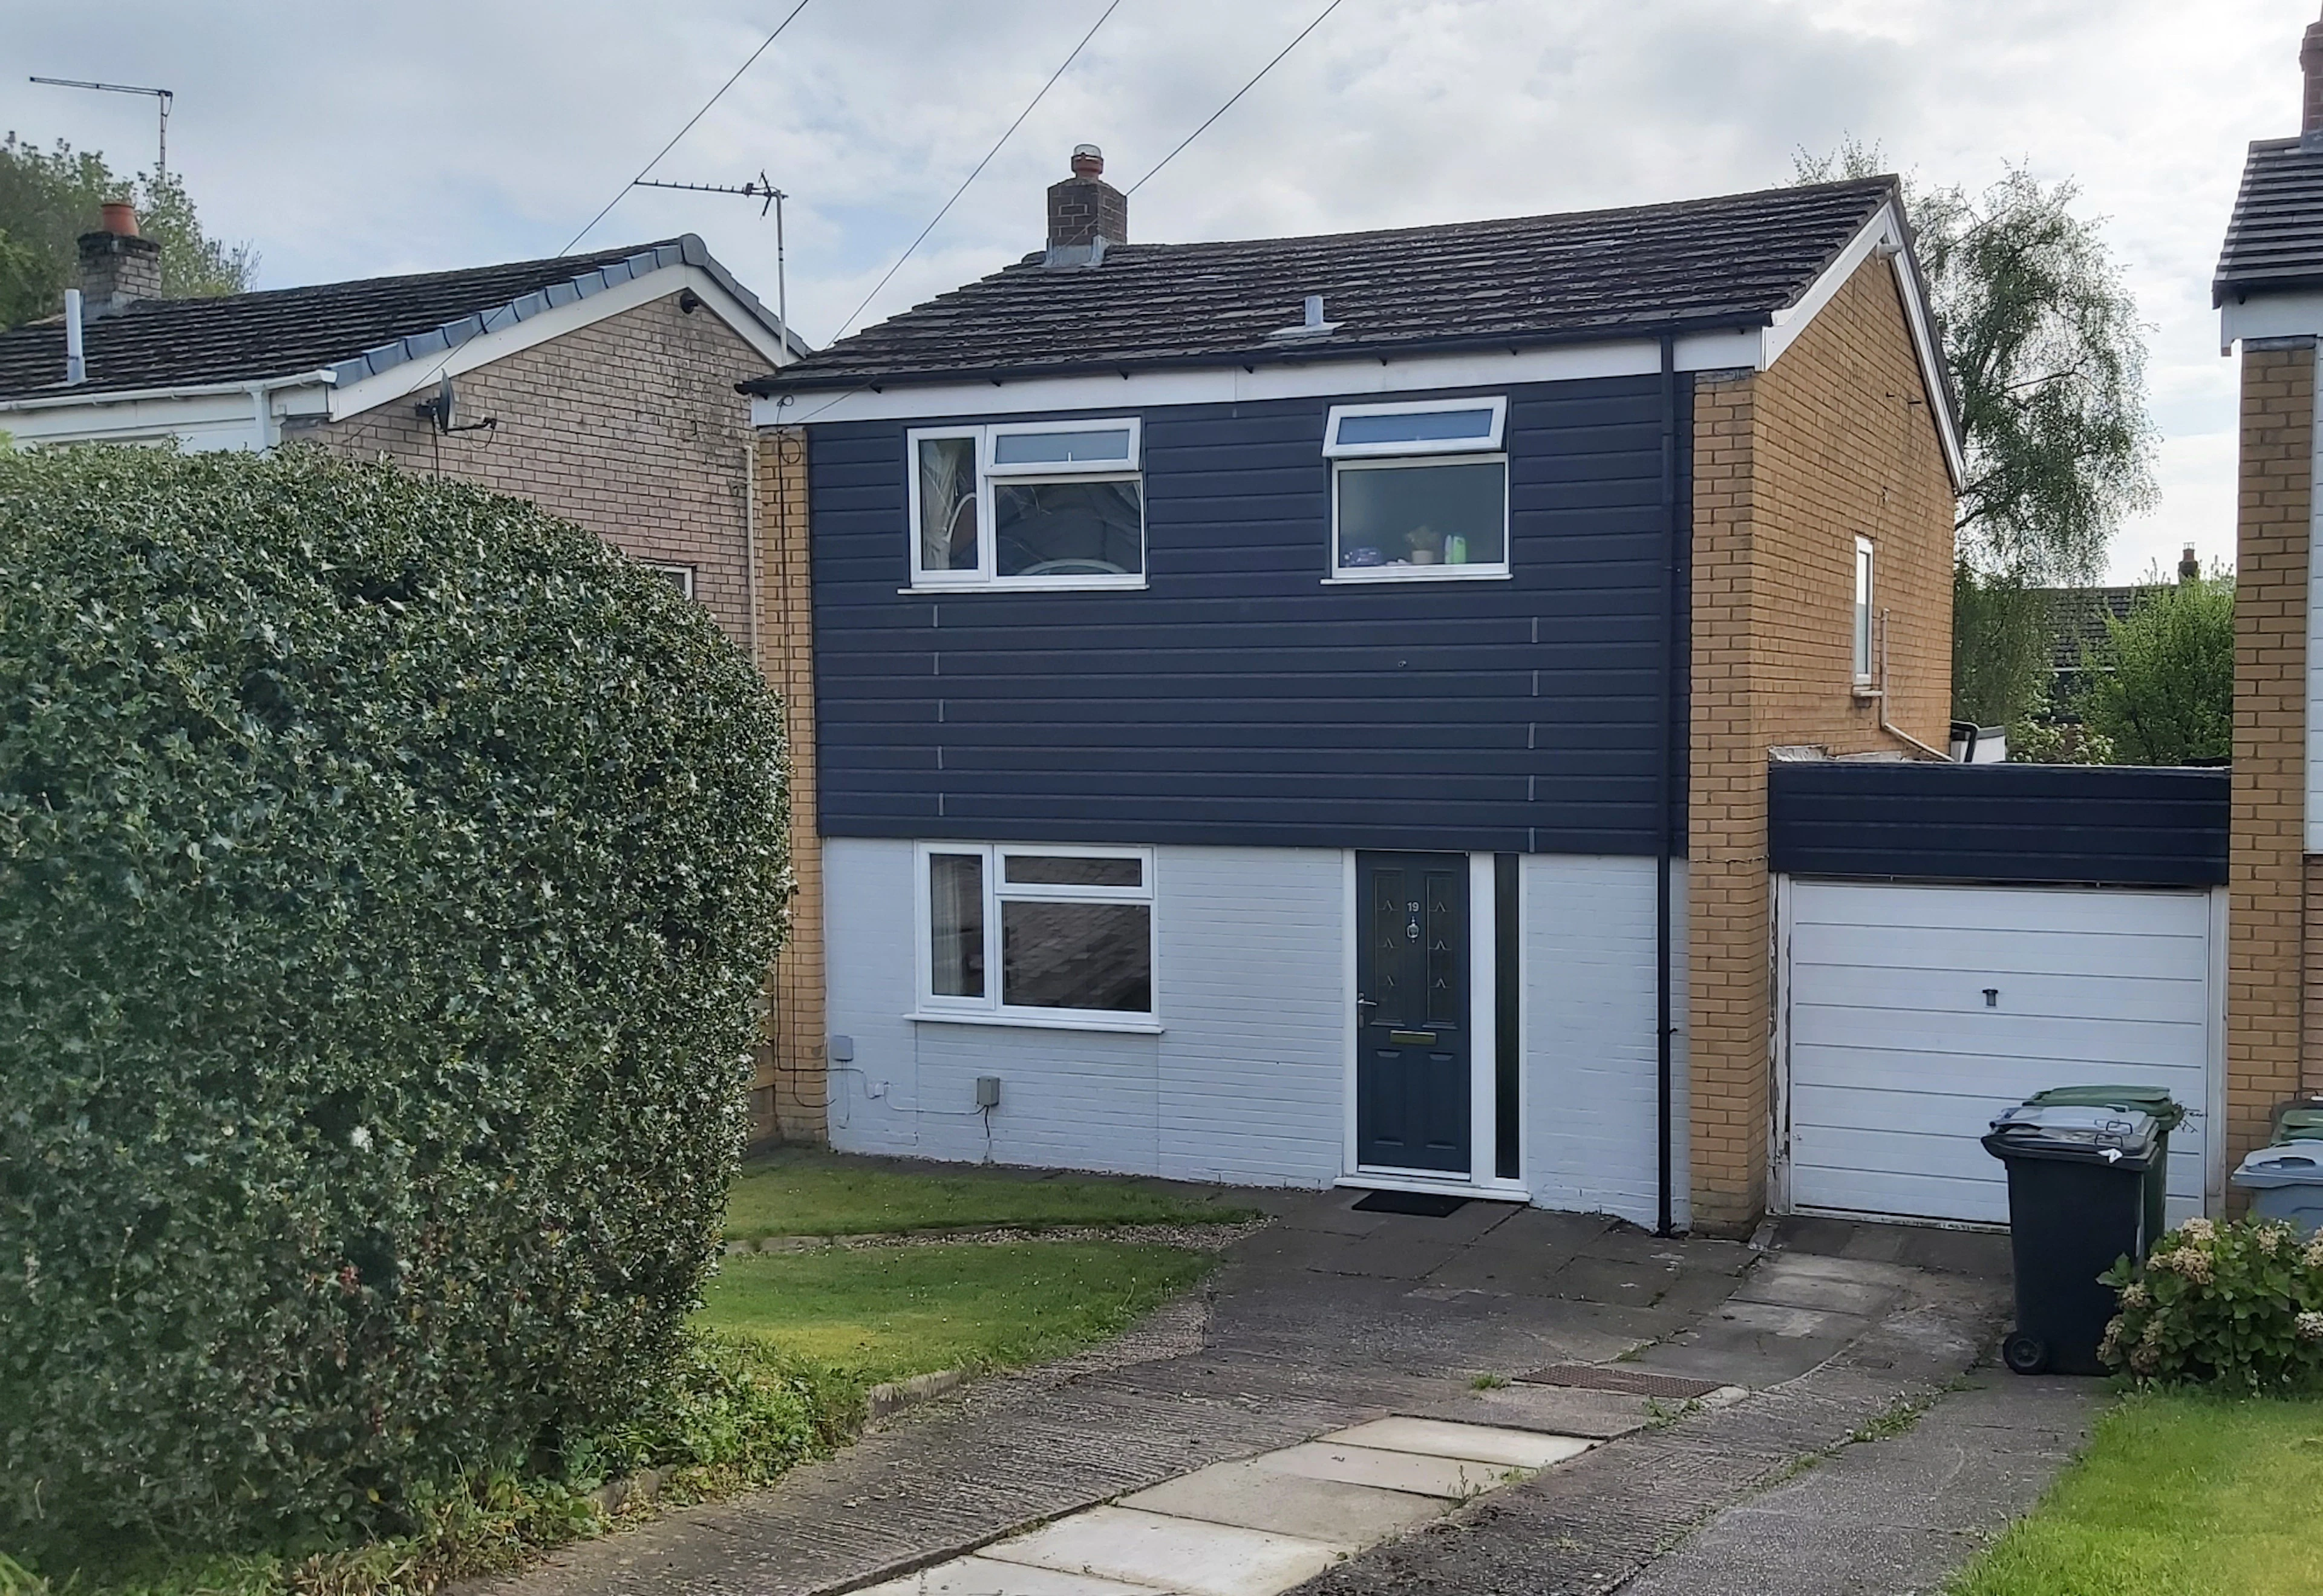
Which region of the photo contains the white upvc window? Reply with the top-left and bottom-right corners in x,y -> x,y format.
906,419 -> 1145,590
916,843 -> 1157,1027
1853,536 -> 1876,685
1321,398 -> 1511,582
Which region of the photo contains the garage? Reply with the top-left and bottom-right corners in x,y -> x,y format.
1768,760 -> 2229,1229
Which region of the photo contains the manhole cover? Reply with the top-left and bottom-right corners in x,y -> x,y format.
1514,1364 -> 1725,1399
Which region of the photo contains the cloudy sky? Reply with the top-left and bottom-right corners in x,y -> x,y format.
4,0 -> 2308,581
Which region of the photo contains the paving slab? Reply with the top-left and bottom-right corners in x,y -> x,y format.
853,1556 -> 1162,1595
983,1506 -> 1344,1596
1254,1441 -> 1529,1499
1730,1260 -> 1901,1318
1393,1381 -> 1659,1439
1319,1417 -> 1592,1470
1120,1460 -> 1449,1544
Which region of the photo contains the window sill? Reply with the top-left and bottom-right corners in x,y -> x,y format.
1322,567 -> 1512,585
899,579 -> 1149,595
910,1009 -> 1163,1035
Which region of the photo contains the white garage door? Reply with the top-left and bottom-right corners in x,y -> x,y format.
1782,879 -> 2217,1227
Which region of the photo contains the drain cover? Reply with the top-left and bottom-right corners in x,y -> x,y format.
1514,1364 -> 1725,1399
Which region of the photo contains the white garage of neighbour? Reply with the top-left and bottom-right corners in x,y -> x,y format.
1766,760 -> 2230,1231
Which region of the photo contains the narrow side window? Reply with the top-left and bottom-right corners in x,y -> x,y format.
912,431 -> 982,581
1853,537 -> 1876,685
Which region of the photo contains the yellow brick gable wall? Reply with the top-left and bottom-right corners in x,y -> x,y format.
306,293 -> 774,653
2229,343 -> 2313,1170
1687,257 -> 1958,1234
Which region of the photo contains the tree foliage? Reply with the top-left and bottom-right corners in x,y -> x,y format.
0,134 -> 255,329
2077,569 -> 2235,765
1796,139 -> 2156,586
1950,564 -> 2053,730
0,446 -> 789,1556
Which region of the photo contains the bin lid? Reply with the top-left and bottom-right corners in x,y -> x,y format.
2232,1143 -> 2323,1189
1982,1103 -> 2160,1168
2275,1107 -> 2323,1142
2024,1084 -> 2187,1131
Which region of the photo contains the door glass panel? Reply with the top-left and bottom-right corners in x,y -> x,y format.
1004,854 -> 1142,888
1371,868 -> 1407,1025
993,479 -> 1143,578
928,852 -> 984,997
1336,460 -> 1506,571
917,436 -> 979,573
1425,872 -> 1459,1027
1001,900 -> 1152,1012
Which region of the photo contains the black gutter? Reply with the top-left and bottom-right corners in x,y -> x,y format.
1655,333 -> 1678,1240
737,309 -> 1780,398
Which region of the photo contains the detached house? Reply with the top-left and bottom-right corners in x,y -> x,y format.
748,149 -> 1964,1235
0,209 -> 815,1138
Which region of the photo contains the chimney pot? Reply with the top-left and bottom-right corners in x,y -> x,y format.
100,200 -> 139,238
1046,143 -> 1127,260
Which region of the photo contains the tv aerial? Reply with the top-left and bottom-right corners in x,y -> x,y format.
630,170 -> 791,353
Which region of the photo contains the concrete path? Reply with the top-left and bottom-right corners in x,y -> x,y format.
476,1195 -> 2054,1596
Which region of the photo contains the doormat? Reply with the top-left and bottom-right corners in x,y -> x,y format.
1513,1363 -> 1725,1399
1351,1189 -> 1469,1217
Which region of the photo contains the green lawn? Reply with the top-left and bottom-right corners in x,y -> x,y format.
697,1240 -> 1215,1382
722,1146 -> 1259,1238
1952,1393 -> 2323,1595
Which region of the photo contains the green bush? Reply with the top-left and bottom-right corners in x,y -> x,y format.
0,446 -> 789,1555
2101,1218 -> 2323,1392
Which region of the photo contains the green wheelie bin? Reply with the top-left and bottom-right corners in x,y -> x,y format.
2022,1085 -> 2183,1247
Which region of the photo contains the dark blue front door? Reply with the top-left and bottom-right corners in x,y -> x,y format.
1355,852 -> 1470,1173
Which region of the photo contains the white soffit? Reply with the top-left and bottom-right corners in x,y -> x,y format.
2222,290 -> 2323,352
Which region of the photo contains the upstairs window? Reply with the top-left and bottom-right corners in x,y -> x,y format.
1322,398 -> 1509,581
909,420 -> 1144,589
1853,537 -> 1876,685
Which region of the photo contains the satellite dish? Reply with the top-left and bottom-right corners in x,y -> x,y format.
433,375 -> 456,433
413,372 -> 497,437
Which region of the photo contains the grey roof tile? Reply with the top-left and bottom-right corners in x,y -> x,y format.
750,176 -> 1904,393
2215,137 -> 2323,304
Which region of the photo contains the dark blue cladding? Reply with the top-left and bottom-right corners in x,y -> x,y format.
809,375 -> 1690,854
1768,760 -> 2229,888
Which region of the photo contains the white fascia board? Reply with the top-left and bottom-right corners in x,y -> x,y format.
752,325 -> 1767,429
0,368 -> 334,416
1763,201 -> 1967,490
2221,290 -> 2323,352
0,378 -> 332,451
326,263 -> 788,423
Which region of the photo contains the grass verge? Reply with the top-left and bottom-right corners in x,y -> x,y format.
722,1146 -> 1258,1239
1950,1392 -> 2323,1595
699,1240 -> 1217,1382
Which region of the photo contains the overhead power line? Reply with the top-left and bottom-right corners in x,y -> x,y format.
560,0 -> 814,255
829,0 -> 1125,342
1126,0 -> 1346,196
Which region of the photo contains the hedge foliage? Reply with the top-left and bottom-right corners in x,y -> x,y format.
0,446 -> 790,1554
2101,1218 -> 2323,1392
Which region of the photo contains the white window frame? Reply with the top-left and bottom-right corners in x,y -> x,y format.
646,561 -> 696,598
912,842 -> 1160,1032
1853,536 -> 1876,686
904,420 -> 1146,592
1322,396 -> 1508,459
1327,453 -> 1512,584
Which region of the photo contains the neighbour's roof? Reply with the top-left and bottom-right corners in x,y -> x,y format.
748,176 -> 1910,393
2215,137 -> 2323,305
0,234 -> 803,402
2047,585 -> 2161,672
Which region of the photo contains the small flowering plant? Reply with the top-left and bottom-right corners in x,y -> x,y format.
2100,1217 -> 2323,1392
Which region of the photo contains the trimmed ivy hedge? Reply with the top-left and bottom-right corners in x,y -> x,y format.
0,446 -> 789,1554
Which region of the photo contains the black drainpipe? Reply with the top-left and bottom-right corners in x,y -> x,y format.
1655,335 -> 1678,1239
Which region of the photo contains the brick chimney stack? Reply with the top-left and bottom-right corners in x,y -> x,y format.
2303,8 -> 2323,137
76,201 -> 162,319
1047,145 -> 1127,254
2180,543 -> 2201,583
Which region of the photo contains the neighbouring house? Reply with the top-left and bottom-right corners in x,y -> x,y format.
2037,545 -> 2202,713
0,209 -> 819,1140
746,148 -> 1975,1235
2219,7 -> 2323,1182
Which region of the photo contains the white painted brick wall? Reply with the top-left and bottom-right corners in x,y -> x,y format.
1522,854 -> 1690,1228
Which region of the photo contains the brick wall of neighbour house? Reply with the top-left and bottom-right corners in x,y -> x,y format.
1687,258 -> 1957,1234
755,425 -> 826,1142
2230,342 -> 2313,1172
305,292 -> 817,1144
308,292 -> 770,652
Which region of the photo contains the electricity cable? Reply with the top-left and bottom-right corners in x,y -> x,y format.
1125,0 -> 1345,195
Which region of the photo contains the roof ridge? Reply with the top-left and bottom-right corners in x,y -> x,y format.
144,238 -> 690,311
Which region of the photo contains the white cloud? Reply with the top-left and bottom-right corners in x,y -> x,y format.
5,0 -> 2310,581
